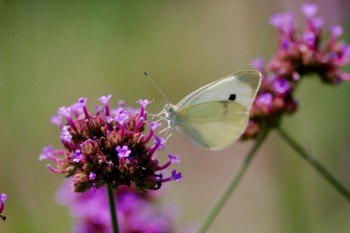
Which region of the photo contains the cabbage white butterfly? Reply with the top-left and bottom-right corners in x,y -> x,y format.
147,70 -> 261,150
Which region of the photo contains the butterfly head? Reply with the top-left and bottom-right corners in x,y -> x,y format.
164,103 -> 178,128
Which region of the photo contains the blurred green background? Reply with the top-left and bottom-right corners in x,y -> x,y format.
1,0 -> 350,232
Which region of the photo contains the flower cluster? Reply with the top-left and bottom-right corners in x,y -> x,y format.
56,180 -> 177,233
0,193 -> 6,220
269,3 -> 350,83
40,95 -> 182,192
242,3 -> 350,140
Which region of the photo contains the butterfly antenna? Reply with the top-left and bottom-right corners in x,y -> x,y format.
143,71 -> 169,103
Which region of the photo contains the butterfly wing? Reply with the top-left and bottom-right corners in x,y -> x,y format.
173,70 -> 261,150
176,101 -> 248,150
177,70 -> 261,112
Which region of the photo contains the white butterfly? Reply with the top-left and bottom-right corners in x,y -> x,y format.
151,70 -> 261,150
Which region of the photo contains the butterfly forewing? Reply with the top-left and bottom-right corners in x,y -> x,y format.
177,70 -> 261,112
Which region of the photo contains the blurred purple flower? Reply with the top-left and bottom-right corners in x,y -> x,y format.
40,96 -> 181,192
56,181 -> 178,233
0,193 -> 7,221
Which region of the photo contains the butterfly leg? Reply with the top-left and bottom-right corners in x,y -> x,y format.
164,128 -> 174,142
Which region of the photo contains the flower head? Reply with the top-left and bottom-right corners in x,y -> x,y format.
242,2 -> 349,140
267,3 -> 350,84
40,96 -> 181,192
0,193 -> 7,221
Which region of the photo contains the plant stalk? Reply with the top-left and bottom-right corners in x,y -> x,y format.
197,128 -> 270,233
107,186 -> 119,233
278,127 -> 350,202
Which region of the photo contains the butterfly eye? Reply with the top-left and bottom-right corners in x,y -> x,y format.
228,94 -> 236,101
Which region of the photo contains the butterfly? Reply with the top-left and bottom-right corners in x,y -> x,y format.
144,70 -> 261,150
147,70 -> 261,150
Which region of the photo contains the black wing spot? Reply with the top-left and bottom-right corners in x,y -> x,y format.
228,94 -> 236,101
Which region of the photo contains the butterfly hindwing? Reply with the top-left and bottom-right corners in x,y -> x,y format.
176,101 -> 248,150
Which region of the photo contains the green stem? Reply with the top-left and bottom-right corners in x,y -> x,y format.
278,127 -> 350,202
197,128 -> 270,233
107,186 -> 119,233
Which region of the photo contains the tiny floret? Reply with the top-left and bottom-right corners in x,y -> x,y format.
115,112 -> 129,125
154,135 -> 166,151
301,3 -> 318,17
116,145 -> 131,158
57,106 -> 71,117
149,121 -> 162,130
137,99 -> 151,107
171,170 -> 182,182
78,97 -> 87,105
50,114 -> 62,127
168,154 -> 181,163
39,145 -> 54,161
89,172 -> 96,181
97,95 -> 112,105
71,150 -> 82,163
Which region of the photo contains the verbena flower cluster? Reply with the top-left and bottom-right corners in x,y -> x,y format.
242,3 -> 350,140
57,180 -> 177,233
40,95 -> 182,192
0,193 -> 6,220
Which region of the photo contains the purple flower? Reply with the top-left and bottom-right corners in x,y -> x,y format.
98,95 -> 112,105
137,99 -> 151,108
303,31 -> 316,46
98,94 -> 112,116
168,154 -> 181,163
116,145 -> 131,158
72,150 -> 82,163
267,2 -> 350,84
171,170 -> 183,182
137,99 -> 151,118
250,56 -> 265,72
330,25 -> 343,38
242,2 -> 350,140
57,106 -> 71,118
273,78 -> 290,94
154,135 -> 166,150
40,96 -> 181,192
50,114 -> 62,127
256,93 -> 273,106
269,12 -> 294,34
89,172 -> 96,181
78,97 -> 89,119
301,3 -> 318,17
115,112 -> 129,125
56,181 -> 177,233
39,145 -> 54,161
149,121 -> 162,131
60,126 -> 72,142
0,193 -> 7,221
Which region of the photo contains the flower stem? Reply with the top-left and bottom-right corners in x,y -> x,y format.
197,128 -> 270,233
277,127 -> 350,202
107,186 -> 119,233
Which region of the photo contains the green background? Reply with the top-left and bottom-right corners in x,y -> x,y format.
1,0 -> 350,232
